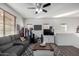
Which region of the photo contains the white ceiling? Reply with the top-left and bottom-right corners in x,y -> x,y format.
7,3 -> 79,18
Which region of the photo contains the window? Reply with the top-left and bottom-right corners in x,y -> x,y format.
0,9 -> 3,37
0,8 -> 16,37
5,12 -> 15,36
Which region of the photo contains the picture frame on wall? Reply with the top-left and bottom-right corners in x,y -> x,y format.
76,26 -> 79,33
17,24 -> 20,33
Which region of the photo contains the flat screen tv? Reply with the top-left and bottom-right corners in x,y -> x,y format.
43,29 -> 54,35
34,25 -> 42,30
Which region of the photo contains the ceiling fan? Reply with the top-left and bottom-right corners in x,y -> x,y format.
27,3 -> 51,14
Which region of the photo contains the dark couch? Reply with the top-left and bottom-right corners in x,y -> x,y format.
0,34 -> 30,56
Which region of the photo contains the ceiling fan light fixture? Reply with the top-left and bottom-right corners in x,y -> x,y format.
36,8 -> 39,11
36,8 -> 42,14
40,9 -> 42,12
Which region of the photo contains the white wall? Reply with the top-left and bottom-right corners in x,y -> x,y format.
55,33 -> 79,48
24,17 -> 79,33
0,3 -> 24,33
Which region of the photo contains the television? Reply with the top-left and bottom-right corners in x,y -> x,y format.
34,25 -> 42,30
43,29 -> 54,35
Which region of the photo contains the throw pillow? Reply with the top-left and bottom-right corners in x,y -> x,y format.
20,37 -> 25,42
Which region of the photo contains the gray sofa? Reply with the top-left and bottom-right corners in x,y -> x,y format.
0,34 -> 30,56
10,35 -> 30,48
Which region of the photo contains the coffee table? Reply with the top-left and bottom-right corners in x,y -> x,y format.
32,43 -> 54,51
32,43 -> 54,56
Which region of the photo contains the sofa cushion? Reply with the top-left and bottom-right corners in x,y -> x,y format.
0,36 -> 13,52
0,36 -> 12,45
0,43 -> 13,52
3,45 -> 24,56
10,35 -> 16,41
14,34 -> 20,40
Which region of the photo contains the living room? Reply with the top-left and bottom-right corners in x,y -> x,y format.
1,2 -> 79,56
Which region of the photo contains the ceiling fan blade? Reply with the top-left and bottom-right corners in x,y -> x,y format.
27,7 -> 35,9
43,3 -> 51,8
42,9 -> 47,13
